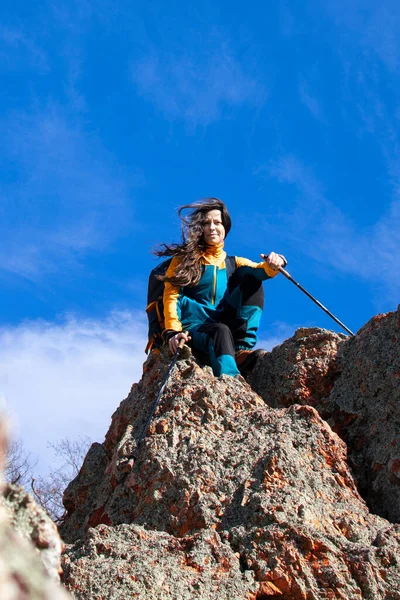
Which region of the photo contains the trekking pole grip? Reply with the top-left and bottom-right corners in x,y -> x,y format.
278,266 -> 291,279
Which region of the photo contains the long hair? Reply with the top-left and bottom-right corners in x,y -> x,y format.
154,197 -> 231,287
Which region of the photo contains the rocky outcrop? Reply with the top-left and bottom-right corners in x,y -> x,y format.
60,314 -> 400,599
246,327 -> 347,412
0,483 -> 64,581
327,310 -> 400,523
0,420 -> 71,599
249,308 -> 400,523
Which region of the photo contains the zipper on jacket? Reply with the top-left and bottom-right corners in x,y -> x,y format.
212,265 -> 217,305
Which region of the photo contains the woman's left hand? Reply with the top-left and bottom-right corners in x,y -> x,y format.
169,331 -> 191,353
260,252 -> 286,270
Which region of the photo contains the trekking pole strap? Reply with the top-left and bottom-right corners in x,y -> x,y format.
278,267 -> 355,337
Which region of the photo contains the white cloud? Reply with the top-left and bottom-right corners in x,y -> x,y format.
132,31 -> 267,127
0,312 -> 148,475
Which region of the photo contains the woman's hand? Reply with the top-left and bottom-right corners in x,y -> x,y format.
260,252 -> 286,271
168,331 -> 191,353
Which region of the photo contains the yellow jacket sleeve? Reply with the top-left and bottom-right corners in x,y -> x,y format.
163,256 -> 183,332
235,256 -> 280,278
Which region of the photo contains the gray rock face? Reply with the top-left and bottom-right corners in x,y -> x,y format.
0,483 -> 64,581
0,507 -> 71,600
60,334 -> 400,599
327,309 -> 400,522
62,525 -> 259,600
248,308 -> 400,524
0,420 -> 71,599
247,327 -> 347,412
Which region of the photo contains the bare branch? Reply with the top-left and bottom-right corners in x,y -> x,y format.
4,438 -> 36,488
32,435 -> 91,522
4,433 -> 91,522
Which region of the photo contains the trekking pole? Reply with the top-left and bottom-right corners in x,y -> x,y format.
134,336 -> 187,458
278,267 -> 355,337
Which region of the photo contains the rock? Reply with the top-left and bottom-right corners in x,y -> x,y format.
0,483 -> 64,581
0,419 -> 71,599
62,525 -> 259,600
0,505 -> 71,600
60,345 -> 400,599
327,308 -> 400,523
246,327 -> 347,412
249,308 -> 400,523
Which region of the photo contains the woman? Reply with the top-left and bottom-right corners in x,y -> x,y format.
156,198 -> 286,377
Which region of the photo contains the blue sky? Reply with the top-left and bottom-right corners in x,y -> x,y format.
1,0 -> 399,474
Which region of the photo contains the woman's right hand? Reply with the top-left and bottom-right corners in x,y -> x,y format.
168,331 -> 191,353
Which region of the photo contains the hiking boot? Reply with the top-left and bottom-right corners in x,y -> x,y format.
235,349 -> 265,375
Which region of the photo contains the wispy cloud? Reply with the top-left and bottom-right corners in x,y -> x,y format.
0,311 -> 147,475
0,107 -> 139,280
256,154 -> 400,304
132,31 -> 267,127
0,25 -> 49,72
47,0 -> 92,111
257,321 -> 298,351
298,79 -> 327,124
310,4 -> 400,301
325,0 -> 400,73
0,14 -> 134,283
267,155 -> 325,204
311,5 -> 400,299
1,4 -> 90,112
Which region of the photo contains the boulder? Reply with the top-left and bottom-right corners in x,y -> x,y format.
0,483 -> 64,581
0,420 -> 71,599
60,343 -> 400,599
249,308 -> 400,523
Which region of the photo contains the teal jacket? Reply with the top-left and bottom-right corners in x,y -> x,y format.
163,247 -> 281,334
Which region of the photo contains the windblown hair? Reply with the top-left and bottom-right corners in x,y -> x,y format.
154,197 -> 232,287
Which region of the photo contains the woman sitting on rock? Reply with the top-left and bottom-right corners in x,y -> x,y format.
156,198 -> 286,377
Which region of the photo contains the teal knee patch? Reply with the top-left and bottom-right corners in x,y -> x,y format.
213,354 -> 240,377
237,305 -> 262,348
